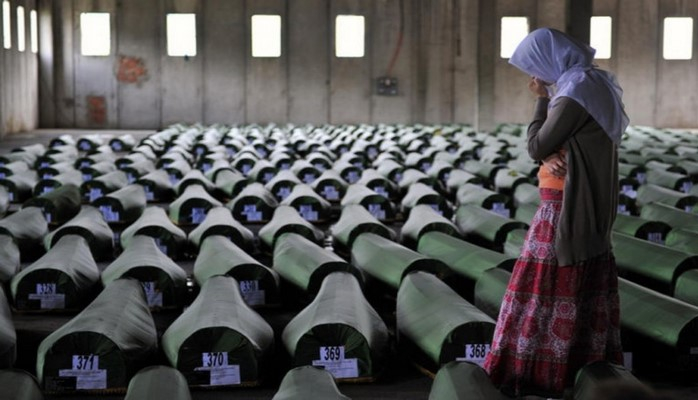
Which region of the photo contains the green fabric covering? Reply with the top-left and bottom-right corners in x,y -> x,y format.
92,184 -> 147,224
0,169 -> 38,203
0,161 -> 29,178
110,134 -> 136,151
44,206 -> 114,262
34,170 -> 84,197
401,206 -> 460,249
503,228 -> 527,259
279,184 -> 332,223
290,160 -> 321,184
174,169 -> 216,195
80,161 -> 116,179
226,183 -> 278,224
212,168 -> 249,200
247,159 -> 278,184
332,160 -> 362,184
514,202 -> 537,225
507,158 -> 539,178
0,207 -> 49,261
401,183 -> 453,219
397,168 -> 441,192
265,170 -> 302,201
646,168 -> 692,193
665,228 -> 698,255
493,168 -> 530,195
11,235 -> 99,311
640,202 -> 698,230
36,278 -> 157,391
194,235 -> 279,306
572,361 -> 643,400
124,366 -> 191,400
282,272 -> 388,380
188,206 -> 255,251
350,232 -> 452,290
612,214 -> 671,242
162,159 -> 192,181
462,160 -> 503,181
340,185 -> 395,222
513,182 -> 540,206
24,184 -> 82,226
618,162 -> 646,179
456,204 -> 528,250
612,232 -> 698,295
258,205 -> 325,251
274,233 -> 362,296
310,169 -> 348,203
168,184 -> 223,225
272,366 -> 350,400
456,183 -> 512,213
357,169 -> 399,200
636,184 -> 697,210
0,369 -> 43,399
120,207 -> 187,259
426,160 -> 454,184
446,169 -> 484,197
375,158 -> 404,183
397,272 -> 495,366
428,361 -> 506,400
121,160 -> 157,183
101,235 -> 187,309
81,170 -> 129,201
161,275 -> 274,386
473,268 -> 511,319
674,269 -> 698,308
418,231 -> 515,283
135,169 -> 175,202
0,285 -> 16,368
331,204 -> 396,253
0,235 -> 19,282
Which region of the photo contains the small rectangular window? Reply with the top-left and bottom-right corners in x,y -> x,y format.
16,6 -> 24,52
500,17 -> 529,58
335,15 -> 365,58
30,9 -> 37,53
251,15 -> 281,58
663,17 -> 693,60
167,13 -> 197,57
590,16 -> 612,59
81,13 -> 110,56
3,1 -> 10,49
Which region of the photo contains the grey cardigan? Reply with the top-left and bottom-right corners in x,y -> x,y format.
528,96 -> 619,266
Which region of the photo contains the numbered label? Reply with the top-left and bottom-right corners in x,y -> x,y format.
367,204 -> 386,220
36,283 -> 56,295
299,205 -> 319,222
72,354 -> 99,371
456,344 -> 491,367
202,352 -> 228,368
312,346 -> 358,379
141,281 -> 163,307
321,346 -> 344,361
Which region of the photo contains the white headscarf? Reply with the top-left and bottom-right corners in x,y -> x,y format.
509,28 -> 629,144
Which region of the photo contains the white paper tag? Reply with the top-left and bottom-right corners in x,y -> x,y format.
239,280 -> 265,306
191,208 -> 207,224
456,344 -> 491,367
276,187 -> 292,201
28,283 -> 65,309
141,281 -> 163,307
647,232 -> 664,245
89,188 -> 103,202
99,205 -> 120,222
345,171 -> 360,184
242,205 -> 262,222
367,204 -> 386,220
491,203 -> 511,218
321,185 -> 339,201
58,355 -> 107,390
194,352 -> 241,386
312,346 -> 359,379
299,205 -> 319,222
621,185 -> 637,199
373,186 -> 389,198
303,173 -> 316,184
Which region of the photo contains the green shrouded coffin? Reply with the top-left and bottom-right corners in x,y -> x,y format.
332,160 -> 362,184
135,169 -> 175,203
0,369 -> 43,399
272,366 -> 350,400
426,160 -> 454,186
340,185 -> 395,222
110,134 -> 136,152
168,184 -> 223,225
473,268 -> 511,319
24,183 -> 82,226
0,206 -> 49,262
612,232 -> 698,295
507,157 -> 539,178
120,206 -> 187,259
290,159 -> 321,184
194,235 -> 280,306
81,170 -> 128,202
401,205 -> 460,249
503,228 -> 527,259
102,235 -> 187,310
356,169 -> 399,201
0,234 -> 20,282
273,233 -> 362,297
11,234 -> 99,311
350,232 -> 452,290
456,183 -> 513,217
174,169 -> 216,196
572,361 -> 644,400
612,214 -> 671,243
33,170 -> 83,198
428,361 -> 506,400
456,204 -> 528,251
80,161 -> 116,181
282,272 -> 388,381
397,272 -> 495,369
188,206 -> 255,251
619,278 -> 698,373
674,269 -> 698,308
280,184 -> 332,223
665,228 -> 698,256
161,275 -> 274,387
397,168 -> 442,193
213,168 -> 249,200
265,170 -> 302,202
513,182 -> 540,206
247,159 -> 278,184
331,204 -> 396,255
36,278 -> 158,392
124,366 -> 191,400
311,169 -> 348,203
44,206 -> 114,262
462,160 -> 504,182
259,205 -> 325,252
226,183 -> 278,224
121,160 -> 156,185
401,183 -> 453,220
92,184 -> 147,224
645,168 -> 693,193
493,168 -> 530,196
0,285 -> 16,367
0,169 -> 38,203
635,184 -> 697,211
375,158 -> 404,183
513,202 -> 538,225
640,202 -> 698,230
445,169 -> 485,198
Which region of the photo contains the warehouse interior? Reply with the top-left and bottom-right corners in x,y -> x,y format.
1,0 -> 698,399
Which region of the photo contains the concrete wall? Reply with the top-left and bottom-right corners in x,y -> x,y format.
1,0 -> 39,138
37,0 -> 698,130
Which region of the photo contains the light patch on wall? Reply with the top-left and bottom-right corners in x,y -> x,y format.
590,16 -> 612,59
663,17 -> 693,60
81,13 -> 111,56
3,1 -> 11,49
167,13 -> 197,57
335,15 -> 365,58
30,9 -> 37,53
500,17 -> 529,59
16,6 -> 24,52
251,15 -> 281,58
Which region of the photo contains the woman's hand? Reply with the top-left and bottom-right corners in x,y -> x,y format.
528,77 -> 550,98
543,151 -> 567,177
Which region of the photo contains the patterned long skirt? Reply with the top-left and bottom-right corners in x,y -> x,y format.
483,188 -> 623,398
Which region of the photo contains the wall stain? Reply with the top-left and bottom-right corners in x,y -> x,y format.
87,96 -> 107,126
116,55 -> 149,86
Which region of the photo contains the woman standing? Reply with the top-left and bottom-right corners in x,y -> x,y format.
483,28 -> 629,398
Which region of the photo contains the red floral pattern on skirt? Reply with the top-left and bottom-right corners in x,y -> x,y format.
483,188 -> 622,397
